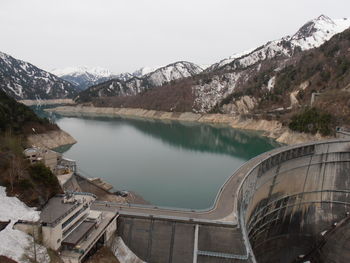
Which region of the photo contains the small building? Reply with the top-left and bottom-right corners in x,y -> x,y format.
24,147 -> 60,171
40,192 -> 118,263
24,147 -> 76,175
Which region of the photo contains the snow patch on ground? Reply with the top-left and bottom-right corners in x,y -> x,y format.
0,186 -> 49,263
267,76 -> 276,91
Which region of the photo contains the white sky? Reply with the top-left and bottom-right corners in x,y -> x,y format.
0,0 -> 349,73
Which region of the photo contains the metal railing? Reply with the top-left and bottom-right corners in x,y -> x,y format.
197,250 -> 249,260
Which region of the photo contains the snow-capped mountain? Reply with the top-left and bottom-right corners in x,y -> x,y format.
84,15 -> 350,114
145,61 -> 203,86
207,15 -> 350,72
51,66 -> 123,91
0,51 -> 78,100
52,65 -> 167,91
52,66 -> 113,79
191,15 -> 350,112
76,61 -> 203,102
132,66 -> 163,78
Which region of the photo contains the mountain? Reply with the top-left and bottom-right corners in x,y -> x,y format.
52,65 -> 166,91
89,14 -> 350,128
75,61 -> 203,102
0,89 -> 59,134
193,15 -> 350,113
253,26 -> 350,131
51,66 -> 125,91
207,15 -> 350,72
0,51 -> 78,100
132,66 -> 163,78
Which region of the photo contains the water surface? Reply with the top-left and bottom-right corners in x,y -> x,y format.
45,112 -> 279,209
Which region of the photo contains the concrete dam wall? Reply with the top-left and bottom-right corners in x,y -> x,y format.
238,140 -> 350,263
111,139 -> 350,263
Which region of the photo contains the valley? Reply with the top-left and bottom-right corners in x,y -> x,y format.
1,9 -> 350,263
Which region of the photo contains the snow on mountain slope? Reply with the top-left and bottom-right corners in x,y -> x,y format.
132,66 -> 162,78
290,15 -> 350,50
146,61 -> 203,87
51,66 -> 123,91
76,61 -> 203,102
206,48 -> 255,72
207,15 -> 350,72
0,186 -> 49,263
192,15 -> 350,113
53,65 -> 165,91
0,51 -> 78,100
52,66 -> 112,78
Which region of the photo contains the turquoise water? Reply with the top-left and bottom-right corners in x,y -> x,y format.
34,107 -> 279,209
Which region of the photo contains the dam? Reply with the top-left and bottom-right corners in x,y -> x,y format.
92,139 -> 350,262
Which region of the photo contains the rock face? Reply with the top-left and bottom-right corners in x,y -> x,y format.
221,96 -> 257,115
27,130 -> 77,149
75,61 -> 203,102
0,51 -> 78,100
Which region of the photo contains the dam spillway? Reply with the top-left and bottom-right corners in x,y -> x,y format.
93,139 -> 350,263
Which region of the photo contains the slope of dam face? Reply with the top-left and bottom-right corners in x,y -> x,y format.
238,141 -> 350,263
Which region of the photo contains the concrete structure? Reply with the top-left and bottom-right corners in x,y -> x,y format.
24,147 -> 76,175
40,192 -> 117,263
41,192 -> 96,251
91,139 -> 350,263
24,147 -> 60,171
88,177 -> 113,191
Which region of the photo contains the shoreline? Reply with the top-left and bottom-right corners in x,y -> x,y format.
46,105 -> 329,145
27,129 -> 77,149
19,98 -> 75,106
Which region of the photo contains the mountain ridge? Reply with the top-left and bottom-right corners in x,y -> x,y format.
206,15 -> 350,72
86,15 -> 350,135
0,51 -> 78,100
75,61 -> 203,102
51,65 -> 165,91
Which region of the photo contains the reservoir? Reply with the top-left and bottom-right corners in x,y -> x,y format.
38,109 -> 280,209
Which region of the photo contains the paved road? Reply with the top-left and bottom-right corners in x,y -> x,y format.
92,139 -> 350,225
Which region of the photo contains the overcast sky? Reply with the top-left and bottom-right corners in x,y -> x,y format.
1,0 -> 349,73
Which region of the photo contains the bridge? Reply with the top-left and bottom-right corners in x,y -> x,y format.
92,139 -> 350,263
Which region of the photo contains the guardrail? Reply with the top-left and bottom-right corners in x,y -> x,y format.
93,200 -> 208,213
118,210 -> 236,227
197,250 -> 249,260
